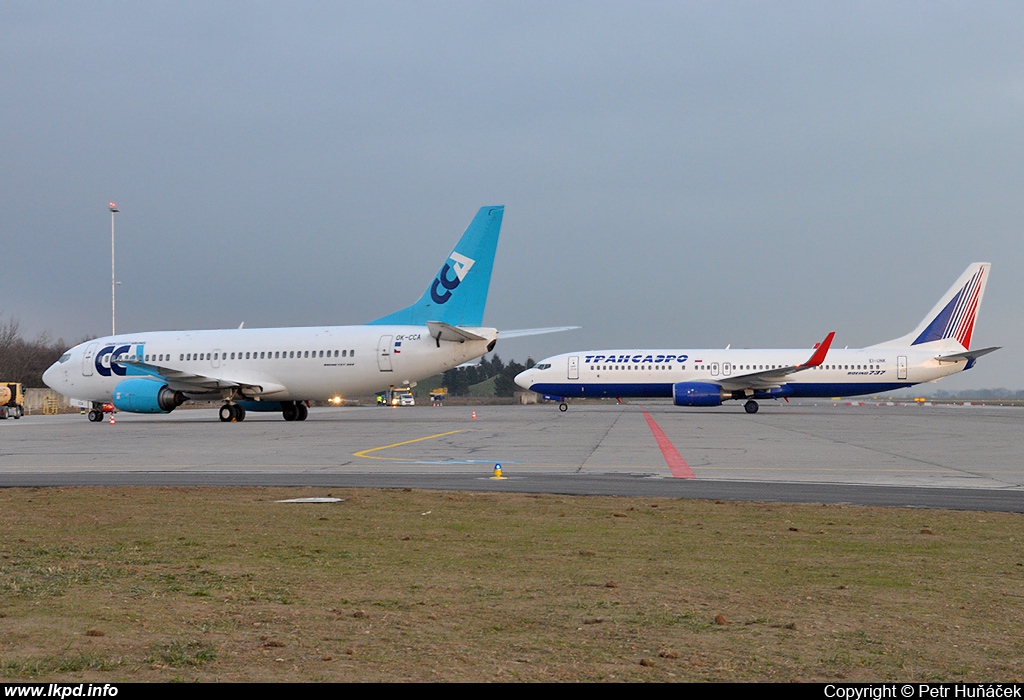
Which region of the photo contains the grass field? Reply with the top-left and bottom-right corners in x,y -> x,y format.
1,487 -> 1021,682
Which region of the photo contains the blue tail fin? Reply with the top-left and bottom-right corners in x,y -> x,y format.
368,206 -> 504,326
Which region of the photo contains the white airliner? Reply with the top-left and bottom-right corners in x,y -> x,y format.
515,263 -> 998,414
43,206 -> 572,422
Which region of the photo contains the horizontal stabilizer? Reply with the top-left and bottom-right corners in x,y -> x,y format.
426,321 -> 488,343
935,346 -> 1001,363
498,326 -> 580,339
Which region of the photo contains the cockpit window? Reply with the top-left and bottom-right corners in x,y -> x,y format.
58,353 -> 71,363
535,363 -> 551,370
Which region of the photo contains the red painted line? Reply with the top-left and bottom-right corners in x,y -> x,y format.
642,410 -> 695,479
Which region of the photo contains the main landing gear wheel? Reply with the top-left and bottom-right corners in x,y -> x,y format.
88,409 -> 103,422
559,403 -> 568,412
219,404 -> 247,422
282,402 -> 308,421
744,400 -> 759,414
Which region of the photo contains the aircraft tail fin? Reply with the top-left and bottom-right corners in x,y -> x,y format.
368,206 -> 504,327
872,263 -> 990,350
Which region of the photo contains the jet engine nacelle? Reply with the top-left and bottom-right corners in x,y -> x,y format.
112,378 -> 187,413
672,381 -> 724,407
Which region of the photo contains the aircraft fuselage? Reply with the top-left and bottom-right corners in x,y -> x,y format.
46,324 -> 495,404
516,345 -> 966,400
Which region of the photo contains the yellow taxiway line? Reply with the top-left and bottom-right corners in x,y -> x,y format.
353,430 -> 464,461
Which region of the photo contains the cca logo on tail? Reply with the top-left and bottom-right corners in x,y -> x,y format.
430,251 -> 475,304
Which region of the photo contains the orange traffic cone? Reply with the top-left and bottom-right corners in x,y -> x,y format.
109,411 -> 115,425
471,410 -> 477,420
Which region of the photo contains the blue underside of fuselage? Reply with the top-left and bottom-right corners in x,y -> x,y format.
528,382 -> 916,400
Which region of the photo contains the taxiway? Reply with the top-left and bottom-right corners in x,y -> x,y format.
1,402 -> 1021,511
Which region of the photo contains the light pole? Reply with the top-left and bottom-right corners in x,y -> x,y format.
109,202 -> 119,336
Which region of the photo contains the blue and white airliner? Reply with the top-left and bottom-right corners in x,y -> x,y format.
44,206 -> 572,422
515,263 -> 998,414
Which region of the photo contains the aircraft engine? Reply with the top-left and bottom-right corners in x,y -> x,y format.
112,378 -> 187,413
672,382 -> 724,407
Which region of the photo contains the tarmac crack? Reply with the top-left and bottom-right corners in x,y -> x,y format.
750,419 -> 1020,487
577,407 -> 630,474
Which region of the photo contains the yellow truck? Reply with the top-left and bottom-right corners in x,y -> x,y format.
0,382 -> 25,419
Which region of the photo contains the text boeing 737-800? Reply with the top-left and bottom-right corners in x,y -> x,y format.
44,206 -> 571,422
515,263 -> 998,414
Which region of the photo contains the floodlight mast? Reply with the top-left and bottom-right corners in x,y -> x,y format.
109,202 -> 119,335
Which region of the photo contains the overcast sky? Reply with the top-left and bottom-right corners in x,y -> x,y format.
3,2 -> 1022,390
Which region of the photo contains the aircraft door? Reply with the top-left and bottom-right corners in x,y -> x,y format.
568,356 -> 579,380
212,349 -> 221,369
710,362 -> 719,377
723,362 -> 732,376
897,356 -> 908,380
82,343 -> 98,376
377,335 -> 393,372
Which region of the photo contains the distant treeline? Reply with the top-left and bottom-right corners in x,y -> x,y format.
927,389 -> 1024,399
442,354 -> 536,397
0,317 -> 69,388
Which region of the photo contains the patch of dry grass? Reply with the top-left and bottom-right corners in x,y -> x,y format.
0,487 -> 1021,682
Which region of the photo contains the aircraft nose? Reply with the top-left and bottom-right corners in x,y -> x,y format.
514,368 -> 534,389
42,361 -> 61,390
42,358 -> 65,390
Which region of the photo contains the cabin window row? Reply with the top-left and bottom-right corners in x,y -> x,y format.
592,365 -> 684,371
135,350 -> 357,362
815,364 -> 880,370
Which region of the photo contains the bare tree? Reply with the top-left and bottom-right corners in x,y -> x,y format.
0,313 -> 67,387
0,315 -> 20,351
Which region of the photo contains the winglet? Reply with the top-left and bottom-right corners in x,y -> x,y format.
797,332 -> 835,369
